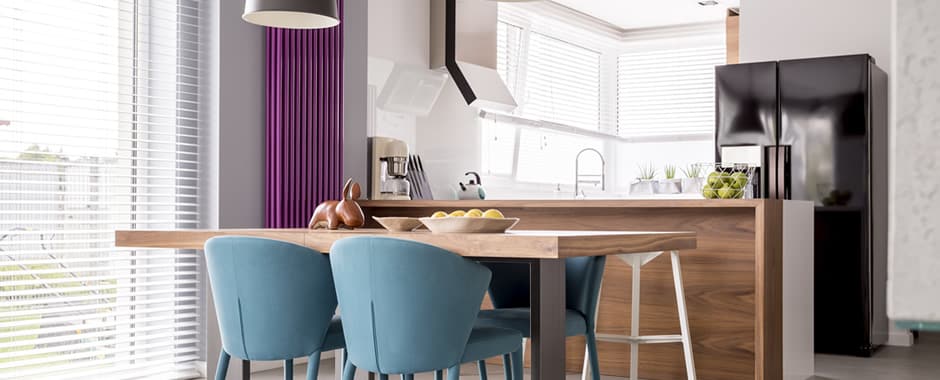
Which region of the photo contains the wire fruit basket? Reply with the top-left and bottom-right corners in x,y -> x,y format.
701,163 -> 756,199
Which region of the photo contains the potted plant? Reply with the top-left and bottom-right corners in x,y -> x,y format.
630,162 -> 657,195
655,164 -> 681,194
680,164 -> 705,194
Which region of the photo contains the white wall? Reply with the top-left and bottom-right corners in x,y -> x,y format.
367,0 -> 481,199
740,0 -> 891,72
889,0 -> 940,327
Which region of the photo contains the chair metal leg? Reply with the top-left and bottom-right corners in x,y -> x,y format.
501,354 -> 512,380
216,350 -> 231,380
477,360 -> 489,380
629,260 -> 641,380
243,360 -> 251,380
670,251 -> 697,380
510,348 -> 523,380
401,374 -> 414,380
434,370 -> 443,380
284,359 -> 294,380
342,359 -> 356,380
379,374 -> 389,380
447,363 -> 461,380
307,351 -> 322,380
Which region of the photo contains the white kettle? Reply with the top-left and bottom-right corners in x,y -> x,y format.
456,172 -> 486,200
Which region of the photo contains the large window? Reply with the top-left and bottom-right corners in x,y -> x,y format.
0,1 -> 204,378
485,3 -> 724,192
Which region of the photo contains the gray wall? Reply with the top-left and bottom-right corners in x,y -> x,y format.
219,1 -> 266,229
344,0 -> 369,187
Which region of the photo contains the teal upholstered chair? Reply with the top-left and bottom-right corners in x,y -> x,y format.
476,256 -> 607,380
205,236 -> 345,380
330,236 -> 523,380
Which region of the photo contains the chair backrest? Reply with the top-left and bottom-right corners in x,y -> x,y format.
330,236 -> 491,374
204,236 -> 338,361
484,256 -> 607,323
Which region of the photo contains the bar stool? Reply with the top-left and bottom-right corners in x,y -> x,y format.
604,251 -> 696,380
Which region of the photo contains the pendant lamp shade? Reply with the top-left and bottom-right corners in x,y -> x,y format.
243,0 -> 340,29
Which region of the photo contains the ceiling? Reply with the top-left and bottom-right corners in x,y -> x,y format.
550,0 -> 740,30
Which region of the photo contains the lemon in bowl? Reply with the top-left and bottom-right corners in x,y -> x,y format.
483,209 -> 504,219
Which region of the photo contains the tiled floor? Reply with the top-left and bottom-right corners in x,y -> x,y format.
249,333 -> 940,380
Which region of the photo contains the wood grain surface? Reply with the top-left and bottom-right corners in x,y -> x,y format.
115,229 -> 695,259
365,200 -> 781,380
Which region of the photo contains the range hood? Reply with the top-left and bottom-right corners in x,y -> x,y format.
431,0 -> 518,113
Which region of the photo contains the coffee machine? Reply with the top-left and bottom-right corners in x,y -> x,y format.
369,137 -> 411,200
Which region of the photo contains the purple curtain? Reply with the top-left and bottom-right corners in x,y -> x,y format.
265,2 -> 345,228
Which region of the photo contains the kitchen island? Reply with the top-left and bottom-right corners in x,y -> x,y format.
360,199 -> 813,380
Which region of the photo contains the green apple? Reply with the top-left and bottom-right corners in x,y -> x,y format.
702,184 -> 718,199
730,172 -> 748,188
707,172 -> 723,187
717,184 -> 736,199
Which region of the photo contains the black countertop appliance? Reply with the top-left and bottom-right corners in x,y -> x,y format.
715,54 -> 889,356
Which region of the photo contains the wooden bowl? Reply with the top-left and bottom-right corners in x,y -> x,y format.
372,216 -> 423,232
418,217 -> 520,234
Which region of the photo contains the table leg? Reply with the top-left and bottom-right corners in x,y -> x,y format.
530,259 -> 566,380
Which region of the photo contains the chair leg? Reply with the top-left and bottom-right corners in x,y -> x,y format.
435,370 -> 443,380
510,348 -> 523,380
447,363 -> 461,380
342,359 -> 356,380
216,350 -> 231,380
477,360 -> 489,380
401,374 -> 414,380
379,374 -> 389,380
629,259 -> 641,380
501,354 -> 512,380
307,351 -> 322,380
284,359 -> 294,380
584,332 -> 601,380
670,251 -> 697,380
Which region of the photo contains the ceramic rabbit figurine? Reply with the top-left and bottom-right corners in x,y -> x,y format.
308,179 -> 365,230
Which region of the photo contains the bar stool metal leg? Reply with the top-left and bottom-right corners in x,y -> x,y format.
671,251 -> 696,380
629,256 -> 641,380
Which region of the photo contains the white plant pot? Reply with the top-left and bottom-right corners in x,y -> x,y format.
630,180 -> 656,195
654,179 -> 681,194
681,177 -> 705,194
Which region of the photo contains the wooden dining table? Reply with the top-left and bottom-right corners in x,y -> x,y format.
115,228 -> 696,380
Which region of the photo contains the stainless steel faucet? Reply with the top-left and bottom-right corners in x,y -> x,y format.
575,148 -> 605,199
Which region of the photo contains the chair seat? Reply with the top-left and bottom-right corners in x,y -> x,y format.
460,327 -> 524,363
322,316 -> 345,351
475,308 -> 588,337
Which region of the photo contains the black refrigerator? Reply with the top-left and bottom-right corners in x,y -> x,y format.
715,54 -> 889,356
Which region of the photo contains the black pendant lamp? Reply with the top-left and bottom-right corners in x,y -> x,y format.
243,0 -> 340,29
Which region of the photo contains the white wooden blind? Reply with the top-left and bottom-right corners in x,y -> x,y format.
0,0 -> 203,379
617,45 -> 725,138
496,21 -> 523,98
518,32 -> 601,131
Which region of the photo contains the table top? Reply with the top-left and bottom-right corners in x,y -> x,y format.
114,228 -> 697,259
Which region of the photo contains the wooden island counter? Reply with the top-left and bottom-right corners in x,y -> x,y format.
360,199 -> 814,380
